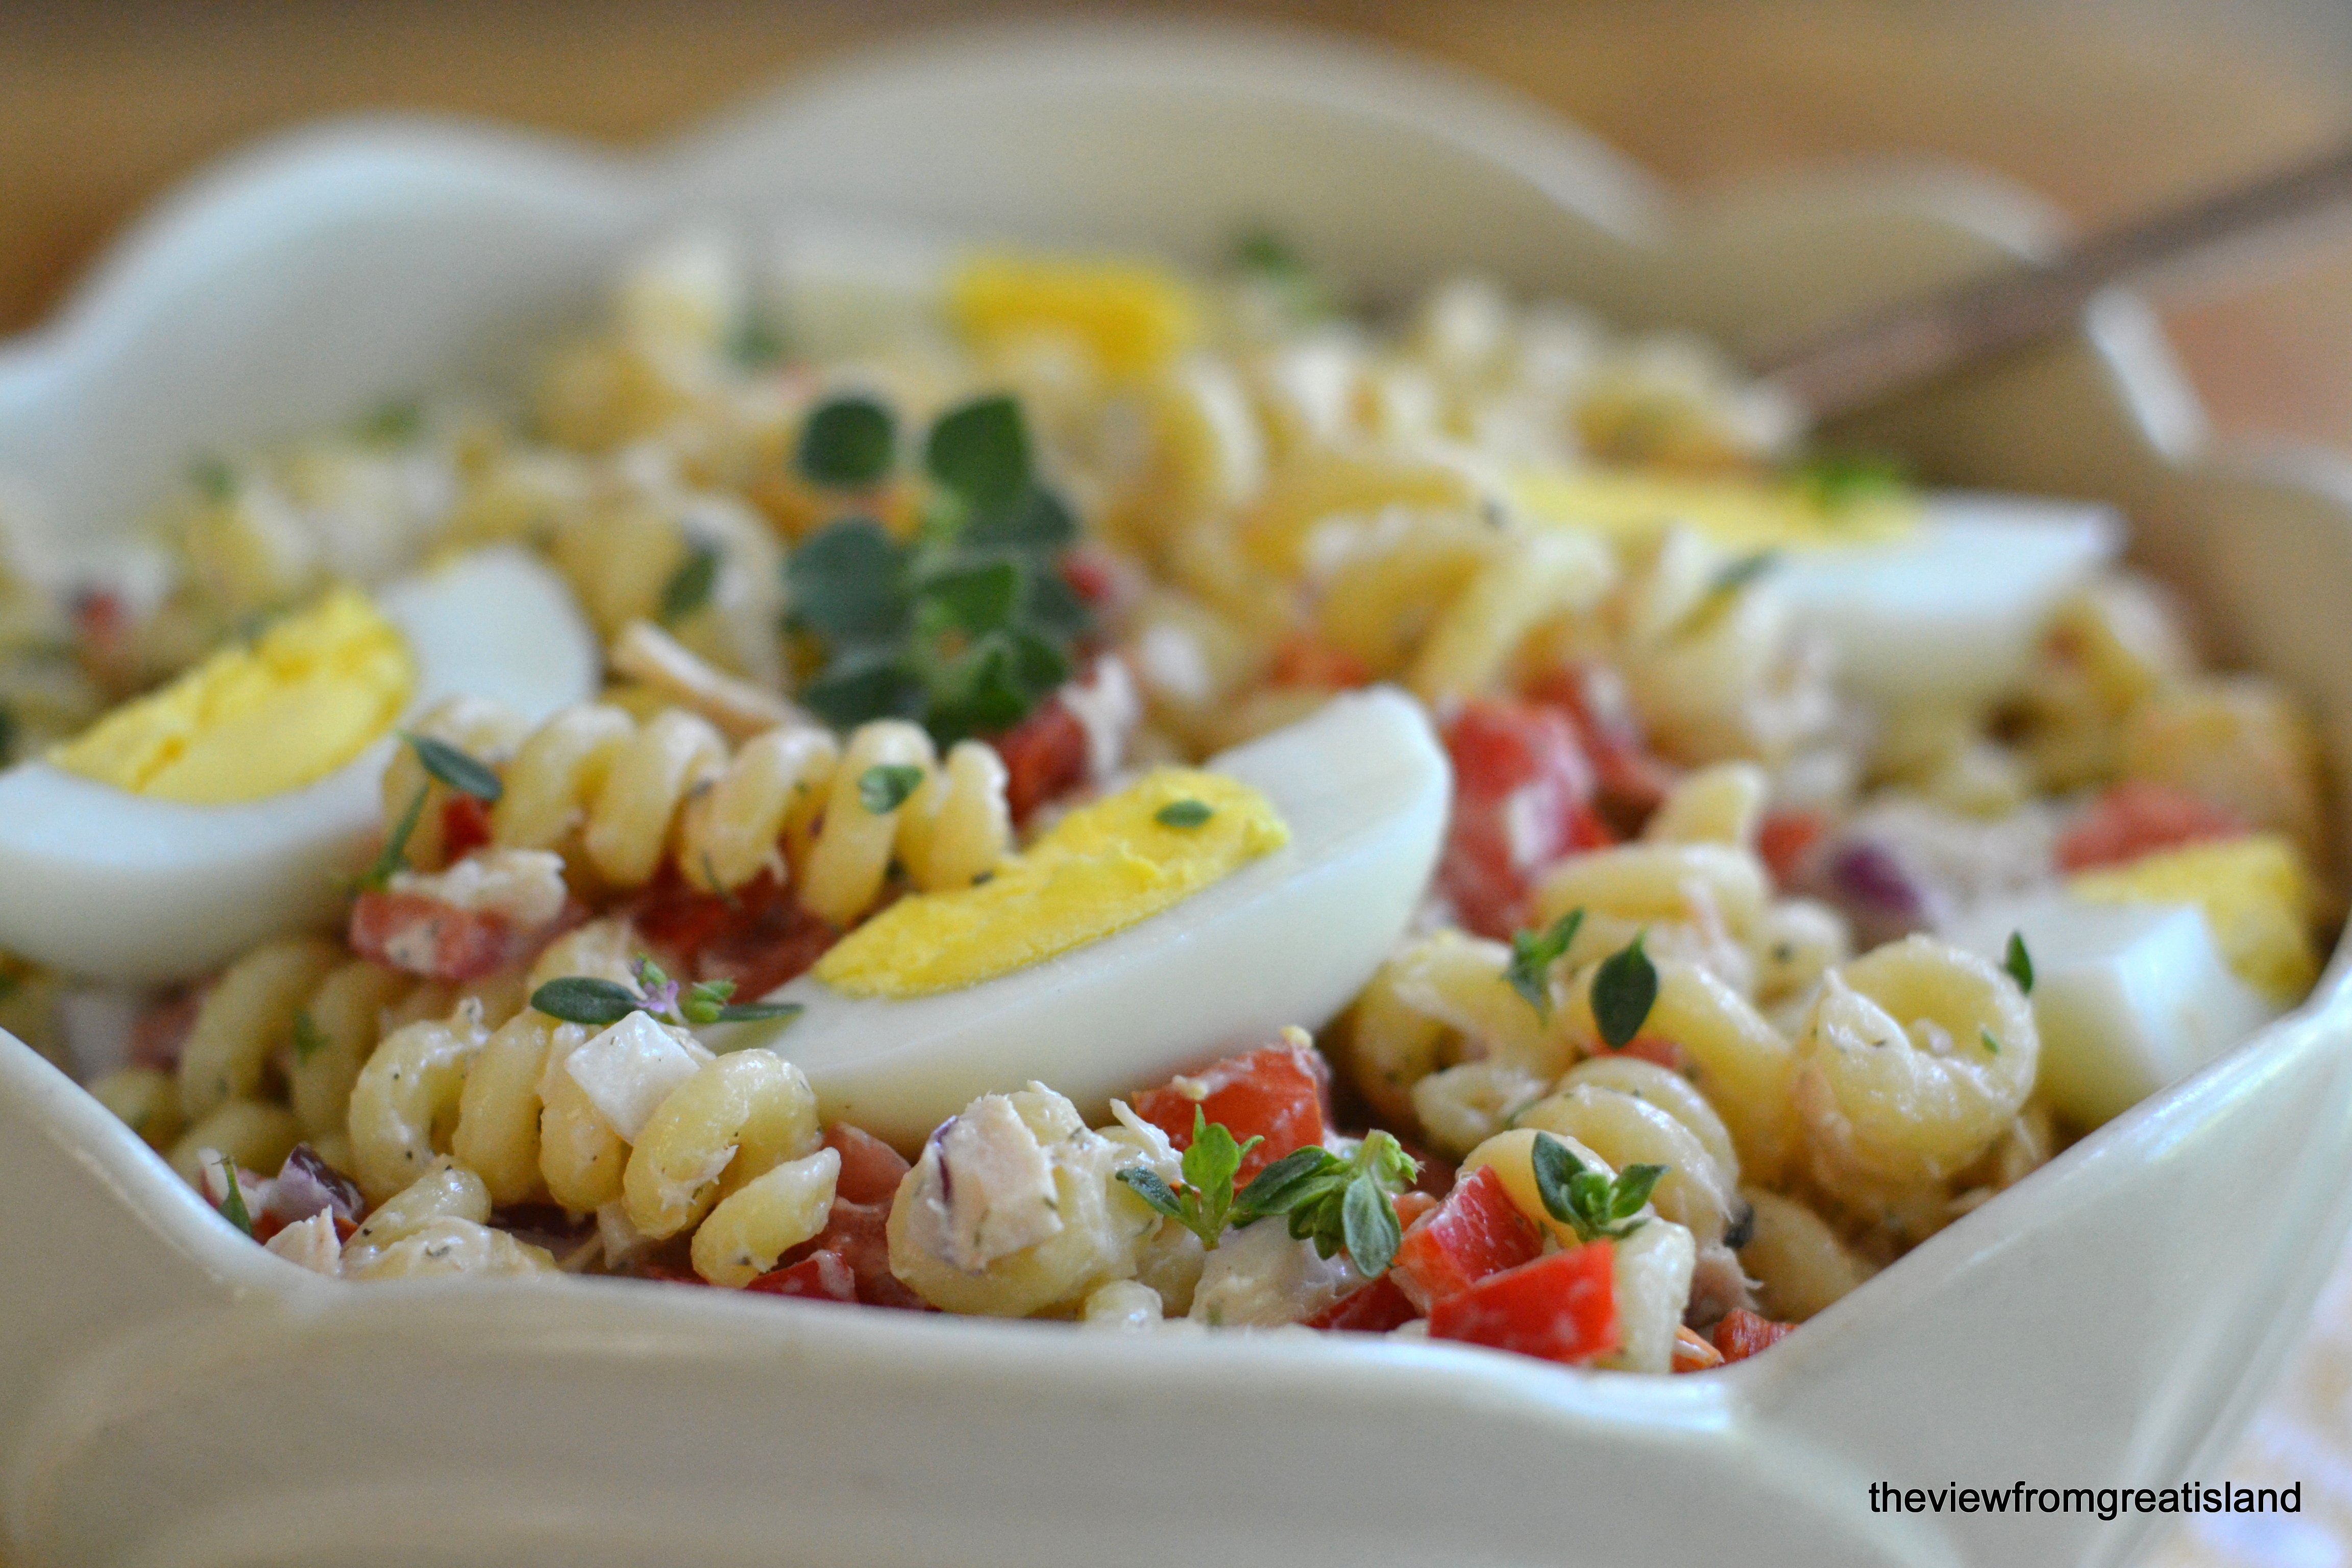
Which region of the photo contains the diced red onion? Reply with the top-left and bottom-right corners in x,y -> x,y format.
265,1143 -> 364,1227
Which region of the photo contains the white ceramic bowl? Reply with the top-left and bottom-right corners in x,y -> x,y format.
4,23 -> 2350,1568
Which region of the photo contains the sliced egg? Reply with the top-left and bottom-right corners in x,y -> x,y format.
1515,471 -> 2117,710
1768,493 -> 2118,709
707,687 -> 1451,1148
1946,893 -> 2279,1128
0,547 -> 597,982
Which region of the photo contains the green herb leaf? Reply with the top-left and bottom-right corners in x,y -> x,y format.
360,785 -> 430,891
1341,1170 -> 1403,1277
1591,932 -> 1659,1050
355,397 -> 423,445
1980,1026 -> 2002,1056
292,1012 -> 329,1064
796,396 -> 897,487
2004,931 -> 2035,995
1155,799 -> 1214,829
917,556 -> 1024,634
1232,1130 -> 1418,1275
1504,906 -> 1585,1019
678,977 -> 737,1025
402,732 -> 503,803
714,1000 -> 804,1025
658,542 -> 722,627
857,763 -> 927,815
1790,449 -> 1907,512
729,318 -> 785,369
1231,227 -> 1335,322
787,520 -> 911,645
529,977 -> 642,1028
215,1155 -> 255,1237
963,486 -> 1078,554
925,395 -> 1031,516
1708,551 -> 1781,597
189,455 -> 238,504
1115,1165 -> 1186,1222
1529,1132 -> 1663,1243
800,654 -> 928,731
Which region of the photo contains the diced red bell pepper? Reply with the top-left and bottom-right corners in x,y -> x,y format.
627,869 -> 841,1000
824,1124 -> 912,1206
1672,1324 -> 1726,1373
746,1249 -> 859,1302
348,890 -> 518,982
1438,699 -> 1614,938
1427,1239 -> 1620,1365
770,1194 -> 928,1311
1756,807 -> 1828,889
1268,633 -> 1373,691
1711,1308 -> 1798,1364
991,700 -> 1093,824
439,794 -> 494,862
1302,1274 -> 1419,1334
1601,1036 -> 1688,1074
1525,662 -> 1678,824
1389,1164 -> 1544,1313
2055,780 -> 2248,872
1130,1039 -> 1333,1183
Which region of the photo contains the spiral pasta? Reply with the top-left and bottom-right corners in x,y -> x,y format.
1792,935 -> 2039,1197
391,697 -> 1011,923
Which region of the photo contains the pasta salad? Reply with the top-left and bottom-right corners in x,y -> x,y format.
0,228 -> 2332,1375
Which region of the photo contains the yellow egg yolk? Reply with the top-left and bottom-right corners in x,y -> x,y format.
948,253 -> 1203,380
1509,466 -> 1919,552
53,587 -> 414,804
2070,834 -> 2320,1004
814,768 -> 1289,998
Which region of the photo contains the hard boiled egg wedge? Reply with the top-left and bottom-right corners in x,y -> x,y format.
1946,893 -> 2281,1129
1768,492 -> 2119,709
0,547 -> 596,982
1515,469 -> 2119,709
706,687 -> 1451,1148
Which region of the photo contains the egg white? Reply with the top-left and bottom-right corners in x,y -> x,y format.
0,548 -> 597,982
706,687 -> 1452,1149
1947,893 -> 2277,1128
1772,493 -> 2119,709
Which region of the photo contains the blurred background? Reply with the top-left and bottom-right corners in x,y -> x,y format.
7,4 -> 2352,1565
9,0 -> 2352,452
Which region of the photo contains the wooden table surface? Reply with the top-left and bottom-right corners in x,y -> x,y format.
4,4 -> 2350,1565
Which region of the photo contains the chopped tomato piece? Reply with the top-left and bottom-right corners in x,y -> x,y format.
1756,807 -> 1828,888
635,1256 -> 710,1287
774,1194 -> 928,1311
439,794 -> 494,862
1060,543 -> 1140,614
1268,633 -> 1373,691
1130,1039 -> 1332,1183
991,700 -> 1092,823
1392,1190 -> 1440,1231
1526,662 -> 1678,824
1711,1307 -> 1798,1363
1390,1164 -> 1545,1313
2055,780 -> 2248,872
824,1124 -> 912,1206
348,890 -> 517,982
627,870 -> 840,1000
1673,1324 -> 1726,1373
1303,1274 -> 1419,1334
1427,1239 -> 1620,1365
746,1250 -> 859,1302
1438,700 -> 1612,938
1604,1036 -> 1688,1074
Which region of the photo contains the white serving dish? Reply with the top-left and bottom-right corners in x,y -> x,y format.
4,23 -> 2350,1568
